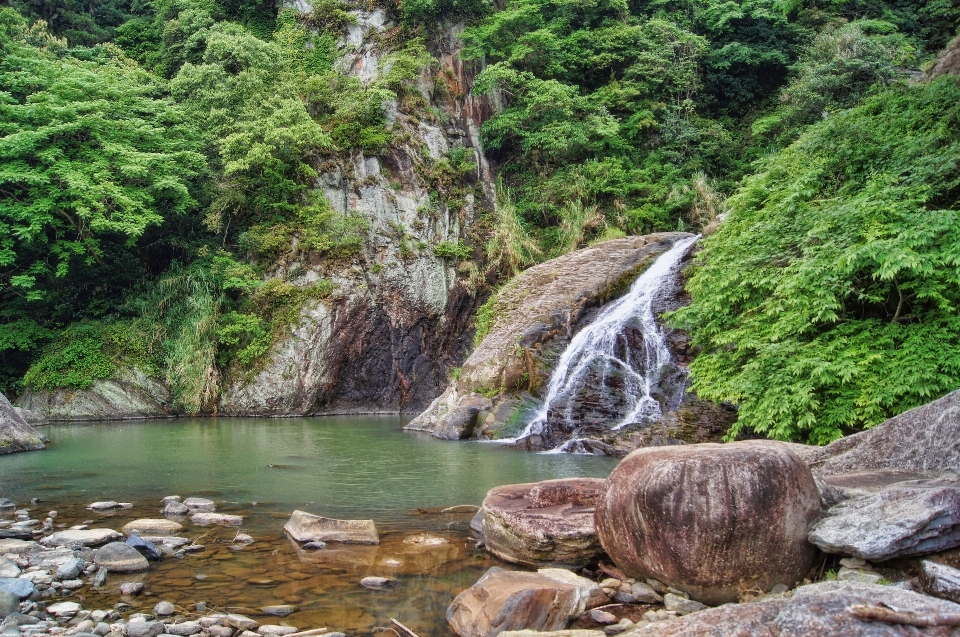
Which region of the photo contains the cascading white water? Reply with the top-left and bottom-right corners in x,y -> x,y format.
500,235 -> 700,451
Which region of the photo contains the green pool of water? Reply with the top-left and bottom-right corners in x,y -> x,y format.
0,416 -> 617,636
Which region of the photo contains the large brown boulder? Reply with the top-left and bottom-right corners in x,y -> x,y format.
595,441 -> 820,604
481,478 -> 606,568
447,567 -> 608,637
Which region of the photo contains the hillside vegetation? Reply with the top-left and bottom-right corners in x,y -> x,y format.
0,0 -> 958,440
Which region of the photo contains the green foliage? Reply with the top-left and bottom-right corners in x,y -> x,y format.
23,320 -> 161,391
434,240 -> 472,260
670,78 -> 960,444
0,11 -> 204,301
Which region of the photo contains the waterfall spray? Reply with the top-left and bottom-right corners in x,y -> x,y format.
500,235 -> 700,452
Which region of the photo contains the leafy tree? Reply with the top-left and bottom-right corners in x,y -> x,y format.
670,77 -> 960,444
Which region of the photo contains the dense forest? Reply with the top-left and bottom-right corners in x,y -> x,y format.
1,0 -> 958,442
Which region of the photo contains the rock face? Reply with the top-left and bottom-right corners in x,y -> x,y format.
624,581 -> 960,636
481,478 -> 606,568
283,510 -> 379,544
926,34 -> 960,80
447,567 -> 608,637
408,233 -> 733,453
596,441 -> 821,604
215,12 -> 498,417
16,367 -> 174,421
806,389 -> 960,476
0,391 -> 45,454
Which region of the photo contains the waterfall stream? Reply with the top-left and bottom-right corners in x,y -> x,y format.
501,235 -> 700,453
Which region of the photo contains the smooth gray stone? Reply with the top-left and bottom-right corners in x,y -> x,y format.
0,560 -> 18,580
0,591 -> 18,618
0,580 -> 32,600
259,606 -> 293,618
165,622 -> 202,636
126,622 -> 164,637
126,536 -> 161,561
56,558 -> 83,580
153,602 -> 174,617
809,478 -> 960,560
91,567 -> 107,587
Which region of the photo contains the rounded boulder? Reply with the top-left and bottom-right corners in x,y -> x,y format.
595,441 -> 820,605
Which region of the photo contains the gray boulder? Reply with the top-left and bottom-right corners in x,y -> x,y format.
94,542 -> 150,573
0,392 -> 45,454
283,510 -> 378,544
481,478 -> 606,568
619,580 -> 960,636
809,477 -> 960,560
0,591 -> 18,618
122,519 -> 183,536
0,558 -> 19,579
919,561 -> 960,603
0,578 -> 33,599
126,622 -> 165,637
56,558 -> 83,580
447,567 -> 608,637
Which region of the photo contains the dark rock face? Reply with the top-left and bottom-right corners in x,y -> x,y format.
920,561 -> 960,603
596,441 -> 820,604
446,567 -> 608,637
0,392 -> 45,454
481,478 -> 606,568
626,581 -> 960,636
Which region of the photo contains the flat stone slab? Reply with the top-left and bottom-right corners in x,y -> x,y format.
284,510 -> 378,544
482,478 -> 606,568
40,529 -> 121,547
0,539 -> 39,554
46,601 -> 82,616
190,513 -> 242,527
87,501 -> 123,511
809,477 -> 960,560
183,498 -> 216,511
123,519 -> 183,536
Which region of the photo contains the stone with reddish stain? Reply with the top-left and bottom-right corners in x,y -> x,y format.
481,478 -> 607,568
447,567 -> 609,637
596,441 -> 820,605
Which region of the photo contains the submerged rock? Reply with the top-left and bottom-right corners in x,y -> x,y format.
190,513 -> 242,526
0,392 -> 45,455
596,441 -> 820,604
447,567 -> 608,637
123,519 -> 183,536
481,478 -> 606,568
283,510 -> 379,544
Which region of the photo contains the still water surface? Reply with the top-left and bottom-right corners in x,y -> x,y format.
0,417 -> 617,636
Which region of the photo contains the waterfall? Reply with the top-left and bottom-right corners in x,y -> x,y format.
501,235 -> 700,452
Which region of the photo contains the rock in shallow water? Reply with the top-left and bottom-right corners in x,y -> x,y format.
0,578 -> 33,599
481,478 -> 606,569
126,535 -> 162,561
183,498 -> 215,511
40,529 -> 121,548
126,621 -> 164,637
283,510 -> 378,544
260,606 -> 294,617
190,513 -> 242,527
94,542 -> 150,573
123,520 -> 183,536
447,567 -> 608,637
596,441 -> 820,605
120,582 -> 144,596
0,591 -> 18,618
0,558 -> 19,579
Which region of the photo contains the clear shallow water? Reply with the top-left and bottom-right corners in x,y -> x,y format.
0,417 -> 617,636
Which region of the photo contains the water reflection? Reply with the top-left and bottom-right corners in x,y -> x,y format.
0,416 -> 616,636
